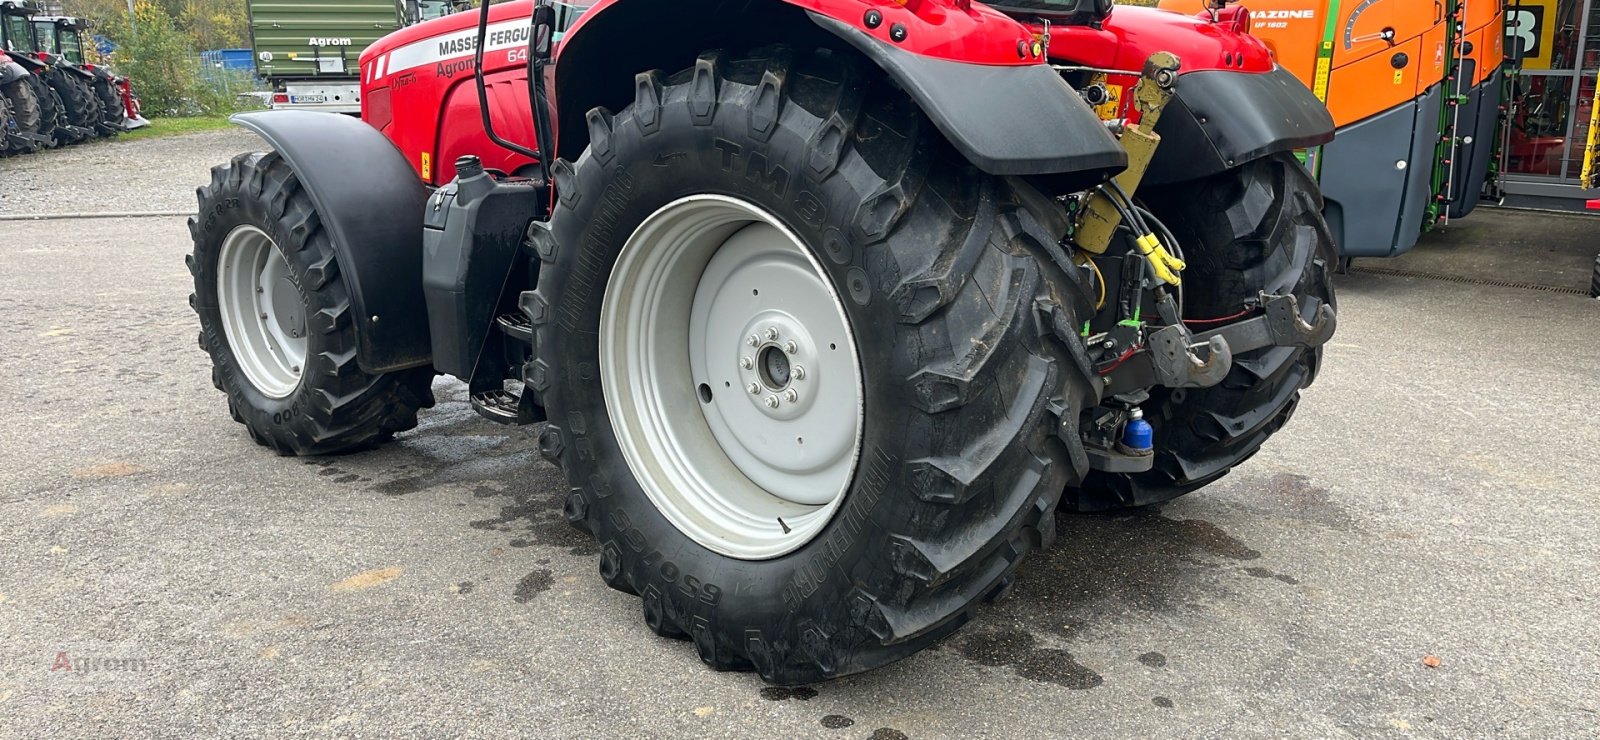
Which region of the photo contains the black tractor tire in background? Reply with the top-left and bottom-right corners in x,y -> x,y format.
47,71 -> 101,135
30,75 -> 63,145
1070,153 -> 1337,511
1,74 -> 42,153
22,75 -> 73,145
0,92 -> 14,154
91,77 -> 122,132
531,46 -> 1098,683
188,151 -> 436,456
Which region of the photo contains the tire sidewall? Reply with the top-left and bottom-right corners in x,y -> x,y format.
542,72 -> 934,667
192,167 -> 329,435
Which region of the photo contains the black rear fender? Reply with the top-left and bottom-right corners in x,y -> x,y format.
553,0 -> 1126,185
1146,66 -> 1334,186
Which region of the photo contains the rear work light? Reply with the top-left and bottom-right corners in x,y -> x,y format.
272,93 -> 289,104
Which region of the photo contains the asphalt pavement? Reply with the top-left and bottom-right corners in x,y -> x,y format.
1,129 -> 1597,738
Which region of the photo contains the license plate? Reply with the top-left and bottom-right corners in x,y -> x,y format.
290,95 -> 326,104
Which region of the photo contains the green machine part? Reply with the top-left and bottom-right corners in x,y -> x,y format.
249,0 -> 404,81
1423,0 -> 1468,231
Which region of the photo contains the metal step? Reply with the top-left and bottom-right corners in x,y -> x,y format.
495,312 -> 534,343
471,387 -> 524,425
470,382 -> 546,426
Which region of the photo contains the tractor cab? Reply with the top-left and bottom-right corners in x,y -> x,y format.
33,16 -> 89,65
0,0 -> 38,54
406,0 -> 473,25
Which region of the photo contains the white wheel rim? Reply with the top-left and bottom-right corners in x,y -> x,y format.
600,195 -> 864,560
217,225 -> 306,399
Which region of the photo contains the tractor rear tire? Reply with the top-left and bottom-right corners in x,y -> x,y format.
188,151 -> 436,456
1,74 -> 42,153
47,71 -> 100,134
1070,153 -> 1337,510
531,46 -> 1096,684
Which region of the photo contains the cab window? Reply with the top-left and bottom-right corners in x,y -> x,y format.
59,28 -> 81,63
31,21 -> 56,53
3,15 -> 30,51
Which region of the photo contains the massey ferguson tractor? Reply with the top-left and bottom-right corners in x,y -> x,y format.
189,0 -> 1337,683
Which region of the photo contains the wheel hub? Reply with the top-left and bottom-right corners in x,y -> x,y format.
734,312 -> 819,421
217,225 -> 307,399
599,195 -> 863,560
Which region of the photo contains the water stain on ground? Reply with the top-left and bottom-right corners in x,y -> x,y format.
868,730 -> 909,740
471,491 -> 599,557
513,569 -> 553,602
1138,651 -> 1167,668
760,686 -> 818,701
951,628 -> 1103,689
1238,472 -> 1355,532
296,398 -> 599,559
1007,510 -> 1264,621
1153,696 -> 1175,708
820,715 -> 854,729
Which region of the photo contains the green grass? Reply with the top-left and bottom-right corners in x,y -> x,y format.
120,115 -> 237,141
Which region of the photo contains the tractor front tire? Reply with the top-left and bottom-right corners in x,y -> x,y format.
188,151 -> 435,456
47,71 -> 100,135
1072,153 -> 1336,510
91,77 -> 122,133
530,46 -> 1096,683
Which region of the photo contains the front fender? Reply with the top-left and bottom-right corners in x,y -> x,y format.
0,60 -> 27,85
231,111 -> 433,373
54,60 -> 95,79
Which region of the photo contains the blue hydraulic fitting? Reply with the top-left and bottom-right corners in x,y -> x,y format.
1122,407 -> 1153,454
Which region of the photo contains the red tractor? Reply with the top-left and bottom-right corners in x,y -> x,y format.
189,0 -> 1337,683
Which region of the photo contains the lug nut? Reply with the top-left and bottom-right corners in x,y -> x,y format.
783,341 -> 798,354
764,327 -> 779,341
747,334 -> 760,347
783,389 -> 798,403
747,382 -> 761,395
740,356 -> 753,369
765,395 -> 781,409
792,365 -> 805,380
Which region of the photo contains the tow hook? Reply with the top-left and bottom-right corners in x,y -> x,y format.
1101,293 -> 1335,397
1190,292 -> 1337,354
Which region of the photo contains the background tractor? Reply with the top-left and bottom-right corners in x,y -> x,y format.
1172,0 -> 1509,258
32,14 -> 148,132
189,0 -> 1337,683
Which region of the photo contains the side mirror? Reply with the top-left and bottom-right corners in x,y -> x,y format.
532,2 -> 554,61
